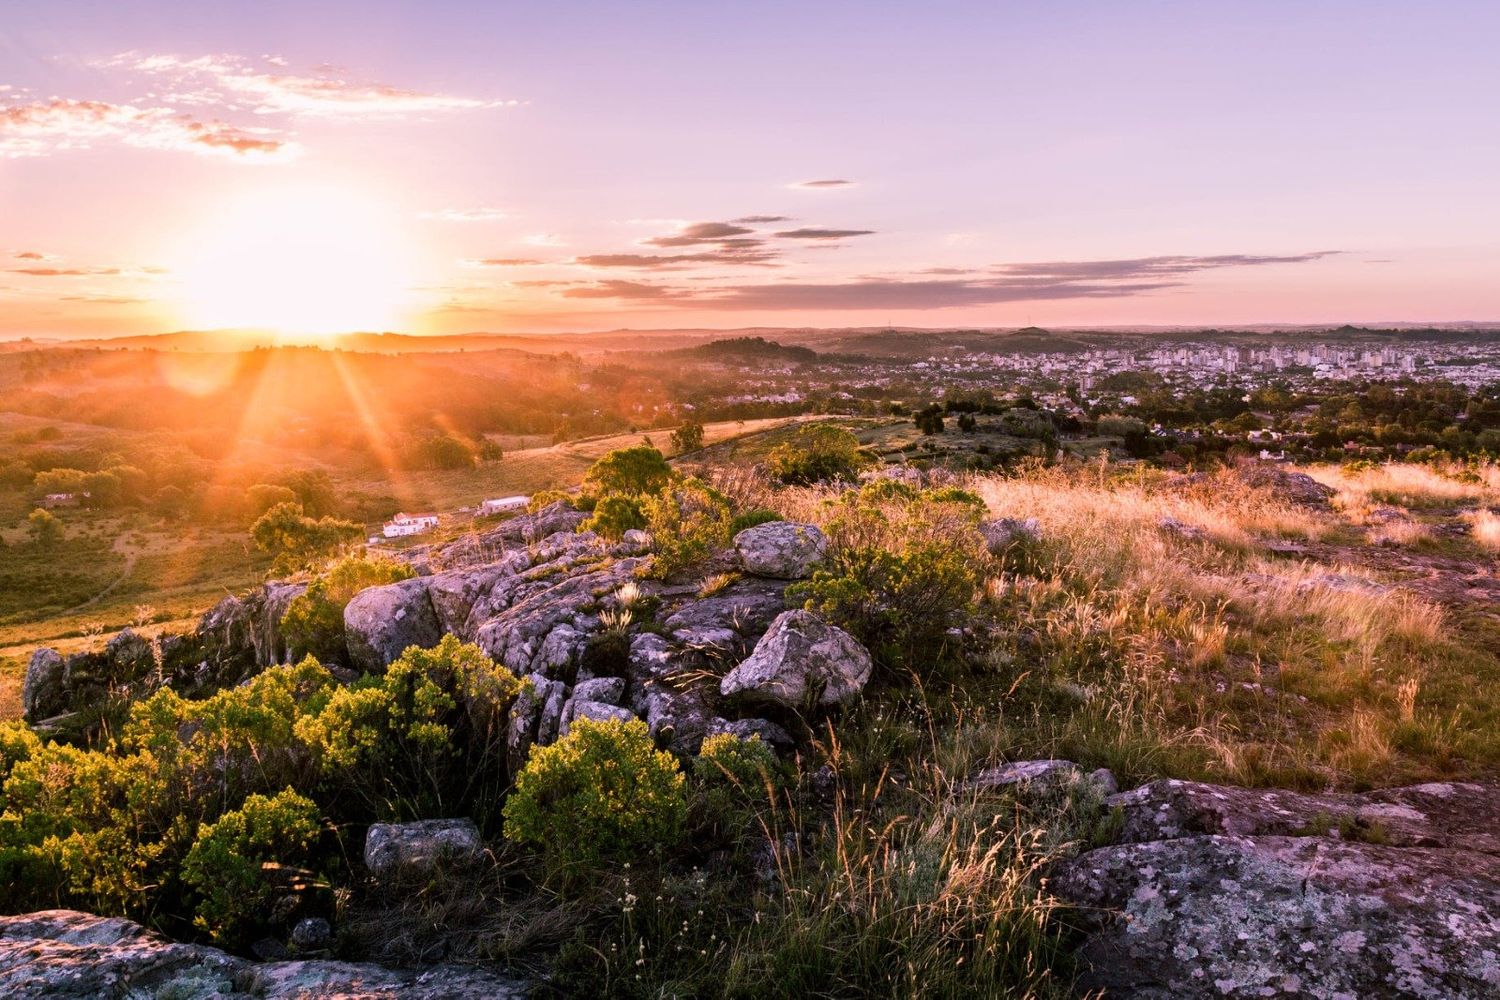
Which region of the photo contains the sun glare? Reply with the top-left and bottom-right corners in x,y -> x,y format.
174,186 -> 412,336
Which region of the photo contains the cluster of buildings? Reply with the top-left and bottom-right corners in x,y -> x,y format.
373,495 -> 529,542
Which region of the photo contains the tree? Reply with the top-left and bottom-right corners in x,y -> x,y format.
583,446 -> 674,498
279,470 -> 337,518
766,424 -> 868,485
244,484 -> 298,523
27,508 -> 62,548
670,420 -> 705,454
251,502 -> 362,572
914,406 -> 945,435
956,413 -> 978,433
477,439 -> 504,463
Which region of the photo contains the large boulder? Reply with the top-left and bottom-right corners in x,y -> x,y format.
21,648 -> 66,723
364,819 -> 484,880
1053,834 -> 1500,999
343,577 -> 443,672
0,909 -> 528,998
979,517 -> 1040,555
734,521 -> 828,579
719,610 -> 872,710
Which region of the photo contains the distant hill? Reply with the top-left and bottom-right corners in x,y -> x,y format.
667,336 -> 819,363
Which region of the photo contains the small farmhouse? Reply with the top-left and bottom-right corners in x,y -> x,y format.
480,495 -> 529,516
382,512 -> 440,538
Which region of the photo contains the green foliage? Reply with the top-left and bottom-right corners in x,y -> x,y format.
787,488 -> 985,673
670,420 -> 705,453
767,424 -> 868,485
527,489 -> 574,512
181,790 -> 322,945
730,508 -> 783,535
691,734 -> 782,845
297,635 -> 522,821
503,717 -> 685,869
583,445 -> 675,499
914,405 -> 945,435
407,432 -> 477,470
581,494 -> 647,541
251,502 -> 363,573
27,507 -> 61,547
640,478 -> 733,578
244,483 -> 298,523
281,554 -> 415,664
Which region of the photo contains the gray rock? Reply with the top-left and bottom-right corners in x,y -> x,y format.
719,610 -> 873,710
637,683 -> 712,753
966,759 -> 1115,797
734,521 -> 828,579
1053,834 -> 1500,999
572,676 -> 626,705
343,577 -> 443,672
506,674 -> 564,772
979,517 -> 1041,555
290,916 -> 331,951
706,716 -> 794,751
22,648 -> 66,723
364,819 -> 483,880
559,699 -> 635,737
0,909 -> 529,998
536,679 -> 569,745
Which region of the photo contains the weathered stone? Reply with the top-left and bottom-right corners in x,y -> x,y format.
290,916 -> 331,952
734,521 -> 828,579
363,819 -> 483,880
536,679 -> 569,746
706,716 -> 794,751
966,759 -> 1116,798
719,610 -> 873,710
559,699 -> 635,737
572,676 -> 626,705
1235,463 -> 1336,509
506,674 -> 563,772
0,909 -> 528,998
22,648 -> 66,723
1053,834 -> 1500,1000
980,516 -> 1041,555
636,683 -> 712,753
343,577 -> 443,672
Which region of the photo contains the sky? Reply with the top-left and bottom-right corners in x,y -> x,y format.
2,1 -> 1499,338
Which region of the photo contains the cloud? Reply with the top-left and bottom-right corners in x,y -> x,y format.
561,280 -> 683,301
58,294 -> 149,305
790,179 -> 855,189
643,221 -> 759,248
575,248 -> 779,270
551,250 -> 1340,310
732,215 -> 793,224
113,53 -> 516,119
774,227 -> 875,240
420,207 -> 509,223
10,266 -> 122,277
0,97 -> 297,161
469,257 -> 545,267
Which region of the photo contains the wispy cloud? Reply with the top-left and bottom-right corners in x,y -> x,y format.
642,222 -> 759,248
467,257 -> 545,267
419,207 -> 509,223
790,178 -> 855,189
575,249 -> 778,270
732,214 -> 793,224
0,97 -> 297,161
774,227 -> 875,240
561,279 -> 683,300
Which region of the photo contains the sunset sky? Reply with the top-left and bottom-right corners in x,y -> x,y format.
3,1 -> 1499,338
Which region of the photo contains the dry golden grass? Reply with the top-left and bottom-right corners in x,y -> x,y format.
1464,508 -> 1500,551
1304,460 -> 1500,510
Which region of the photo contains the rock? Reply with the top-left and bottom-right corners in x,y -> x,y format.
536,679 -> 569,746
572,676 -> 626,705
559,699 -> 635,737
290,916 -> 331,952
1158,516 -> 1208,541
0,909 -> 529,999
636,683 -> 712,753
706,716 -> 794,751
980,517 -> 1041,555
343,577 -> 443,672
473,557 -> 644,676
966,759 -> 1115,797
619,528 -> 652,554
719,610 -> 873,711
21,648 -> 66,723
734,521 -> 829,579
506,674 -> 564,772
1235,464 -> 1336,509
1053,834 -> 1500,999
1108,778 -> 1500,854
364,819 -> 484,880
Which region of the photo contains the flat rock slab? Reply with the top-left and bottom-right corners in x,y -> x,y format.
364,818 -> 484,880
1054,834 -> 1500,999
0,909 -> 528,999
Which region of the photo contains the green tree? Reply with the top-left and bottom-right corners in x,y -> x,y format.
914,406 -> 945,435
766,424 -> 868,484
671,420 -> 705,453
27,508 -> 62,548
245,483 -> 298,522
582,445 -> 674,498
251,502 -> 363,573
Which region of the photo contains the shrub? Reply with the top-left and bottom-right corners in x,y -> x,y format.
581,494 -> 647,541
181,789 -> 323,945
671,420 -> 705,453
503,717 -> 685,869
640,478 -> 733,578
527,489 -> 574,512
251,502 -> 363,573
692,734 -> 783,845
767,424 -> 868,485
730,508 -> 783,535
281,554 -> 415,663
583,446 -> 675,499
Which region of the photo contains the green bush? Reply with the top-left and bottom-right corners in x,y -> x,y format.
527,489 -> 574,512
692,734 -> 782,846
640,478 -> 733,578
767,424 -> 868,485
281,554 -> 415,664
730,508 -> 783,535
581,494 -> 647,541
582,446 -> 675,499
503,717 -> 686,869
181,789 -> 323,945
250,502 -> 363,573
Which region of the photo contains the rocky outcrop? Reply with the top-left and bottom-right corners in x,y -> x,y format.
1235,463 -> 1337,509
719,610 -> 873,710
980,517 -> 1041,555
734,521 -> 828,579
343,577 -> 444,673
1052,780 -> 1500,998
966,759 -> 1117,797
0,909 -> 528,998
21,648 -> 66,723
364,819 -> 485,880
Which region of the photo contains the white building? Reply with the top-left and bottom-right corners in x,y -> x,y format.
382,512 -> 440,538
480,495 -> 530,516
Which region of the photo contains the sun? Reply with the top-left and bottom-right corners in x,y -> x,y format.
174,185 -> 412,336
